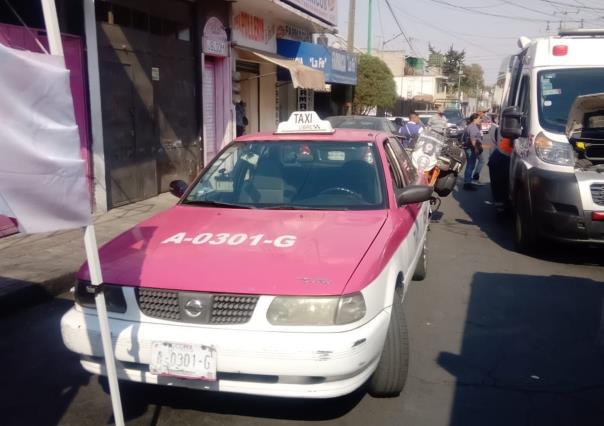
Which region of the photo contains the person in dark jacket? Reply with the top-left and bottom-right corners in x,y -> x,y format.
462,113 -> 483,190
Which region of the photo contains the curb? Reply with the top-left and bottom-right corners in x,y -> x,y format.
0,272 -> 75,316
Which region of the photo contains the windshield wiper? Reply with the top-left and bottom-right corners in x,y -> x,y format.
183,200 -> 254,209
264,205 -> 347,210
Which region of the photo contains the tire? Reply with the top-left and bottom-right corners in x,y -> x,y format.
514,189 -> 538,253
412,242 -> 427,281
368,293 -> 409,398
434,173 -> 456,197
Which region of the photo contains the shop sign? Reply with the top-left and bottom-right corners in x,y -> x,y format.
203,17 -> 228,57
327,47 -> 357,85
276,23 -> 312,42
277,38 -> 328,72
280,0 -> 337,26
277,39 -> 357,85
232,9 -> 276,52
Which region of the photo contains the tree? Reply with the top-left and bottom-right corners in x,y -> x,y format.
353,54 -> 396,115
461,63 -> 485,97
441,46 -> 466,93
428,44 -> 444,68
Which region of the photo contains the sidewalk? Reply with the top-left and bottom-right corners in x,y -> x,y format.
0,193 -> 175,314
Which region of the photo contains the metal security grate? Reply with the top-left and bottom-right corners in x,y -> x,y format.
135,288 -> 258,324
136,288 -> 180,320
591,183 -> 604,206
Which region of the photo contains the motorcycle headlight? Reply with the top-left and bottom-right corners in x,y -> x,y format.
266,293 -> 366,326
534,133 -> 575,166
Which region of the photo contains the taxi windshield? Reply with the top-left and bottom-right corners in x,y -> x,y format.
184,141 -> 386,210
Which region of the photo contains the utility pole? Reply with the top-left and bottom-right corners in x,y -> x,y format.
367,0 -> 373,54
457,64 -> 463,102
347,0 -> 356,53
346,0 -> 356,116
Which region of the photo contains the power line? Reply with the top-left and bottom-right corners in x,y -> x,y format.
383,0 -> 423,58
537,0 -> 604,12
425,0 -> 591,23
388,2 -> 508,57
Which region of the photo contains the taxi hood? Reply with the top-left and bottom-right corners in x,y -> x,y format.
79,206 -> 388,296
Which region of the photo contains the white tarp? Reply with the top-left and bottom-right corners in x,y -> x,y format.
0,42 -> 91,233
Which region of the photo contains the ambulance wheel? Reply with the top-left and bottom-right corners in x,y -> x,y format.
412,242 -> 427,281
368,293 -> 409,398
514,189 -> 538,253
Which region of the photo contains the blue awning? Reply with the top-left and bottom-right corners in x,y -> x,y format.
277,39 -> 357,85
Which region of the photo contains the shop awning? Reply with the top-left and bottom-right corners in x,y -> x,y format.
235,47 -> 326,91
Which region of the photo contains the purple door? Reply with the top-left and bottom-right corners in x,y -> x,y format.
0,23 -> 91,237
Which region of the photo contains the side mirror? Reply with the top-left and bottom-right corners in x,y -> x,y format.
500,106 -> 523,139
169,180 -> 188,198
397,185 -> 433,206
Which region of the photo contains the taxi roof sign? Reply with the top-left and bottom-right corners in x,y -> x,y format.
275,111 -> 334,134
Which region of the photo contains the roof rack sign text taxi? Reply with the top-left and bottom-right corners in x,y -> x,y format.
276,111 -> 334,134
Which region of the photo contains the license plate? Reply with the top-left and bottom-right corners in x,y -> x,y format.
150,341 -> 217,380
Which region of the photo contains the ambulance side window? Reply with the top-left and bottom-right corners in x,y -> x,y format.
517,76 -> 530,137
384,140 -> 405,190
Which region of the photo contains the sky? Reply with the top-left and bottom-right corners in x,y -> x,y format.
333,0 -> 604,84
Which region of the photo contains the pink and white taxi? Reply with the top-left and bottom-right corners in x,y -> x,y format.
61,111 -> 432,399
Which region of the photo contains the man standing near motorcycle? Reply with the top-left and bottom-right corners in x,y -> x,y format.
462,113 -> 483,191
399,113 -> 423,148
428,106 -> 448,136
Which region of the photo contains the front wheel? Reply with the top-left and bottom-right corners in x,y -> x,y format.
514,189 -> 538,253
367,293 -> 409,398
412,242 -> 428,281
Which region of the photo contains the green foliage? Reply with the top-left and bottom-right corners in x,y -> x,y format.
461,63 -> 485,97
428,44 -> 444,68
353,54 -> 396,115
441,46 -> 466,92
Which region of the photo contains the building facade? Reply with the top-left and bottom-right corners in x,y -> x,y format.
0,0 -> 342,224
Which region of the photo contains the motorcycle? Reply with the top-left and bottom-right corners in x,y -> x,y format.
410,129 -> 466,197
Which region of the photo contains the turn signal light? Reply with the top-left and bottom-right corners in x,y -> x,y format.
553,45 -> 568,56
592,212 -> 604,221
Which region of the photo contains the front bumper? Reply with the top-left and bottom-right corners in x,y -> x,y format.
528,168 -> 604,244
61,307 -> 391,398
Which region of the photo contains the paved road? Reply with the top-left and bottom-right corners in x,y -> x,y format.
2,183 -> 604,426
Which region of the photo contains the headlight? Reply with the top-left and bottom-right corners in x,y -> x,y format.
534,133 -> 575,166
266,293 -> 366,325
74,280 -> 127,313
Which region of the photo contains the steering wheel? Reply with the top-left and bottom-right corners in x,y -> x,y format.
318,186 -> 363,199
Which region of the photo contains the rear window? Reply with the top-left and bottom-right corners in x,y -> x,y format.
328,117 -> 386,132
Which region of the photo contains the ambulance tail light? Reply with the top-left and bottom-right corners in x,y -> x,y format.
592,212 -> 604,221
74,280 -> 127,313
553,45 -> 568,56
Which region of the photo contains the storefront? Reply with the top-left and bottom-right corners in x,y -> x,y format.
230,2 -> 327,136
276,39 -> 357,119
201,16 -> 230,165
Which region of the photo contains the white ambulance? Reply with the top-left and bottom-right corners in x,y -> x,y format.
499,29 -> 604,250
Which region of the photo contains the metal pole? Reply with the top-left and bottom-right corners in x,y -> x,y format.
84,225 -> 125,426
41,1 -> 125,425
347,0 -> 356,53
367,0 -> 373,54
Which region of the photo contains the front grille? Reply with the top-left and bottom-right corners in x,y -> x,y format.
137,288 -> 180,320
591,183 -> 604,206
135,287 -> 258,324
